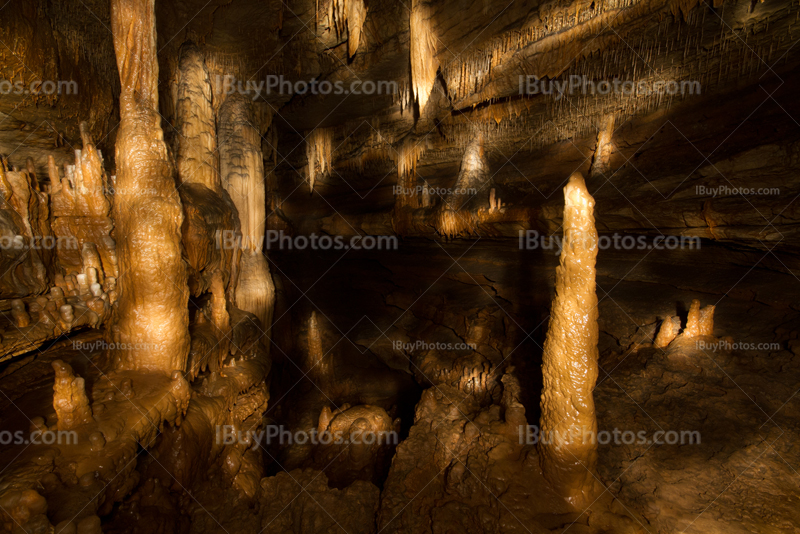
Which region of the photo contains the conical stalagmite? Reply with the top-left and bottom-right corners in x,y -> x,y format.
108,0 -> 190,373
539,172 -> 601,508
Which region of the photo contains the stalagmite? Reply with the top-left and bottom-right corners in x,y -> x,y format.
50,125 -> 116,281
306,127 -> 334,193
437,138 -> 485,238
108,0 -> 190,373
683,299 -> 715,337
52,360 -> 94,430
218,94 -> 276,339
306,311 -> 333,384
591,115 -> 616,177
654,316 -> 681,347
410,0 -> 439,110
539,172 -> 601,508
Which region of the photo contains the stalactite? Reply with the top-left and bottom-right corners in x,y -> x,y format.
410,0 -> 439,110
175,42 -> 221,192
218,93 -> 276,342
393,138 -> 427,211
539,173 -> 601,508
306,127 -> 334,192
324,0 -> 368,57
347,0 -> 368,58
108,0 -> 190,373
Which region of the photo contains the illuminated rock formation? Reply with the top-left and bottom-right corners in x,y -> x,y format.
0,158 -> 49,297
108,0 -> 190,373
305,127 -> 334,193
49,124 -> 116,281
175,43 -> 221,193
306,311 -> 333,385
218,94 -> 276,338
436,137 -> 486,238
174,42 -> 239,375
410,0 -> 438,110
52,360 -> 94,431
683,299 -> 715,337
590,115 -> 616,177
654,315 -> 681,348
539,172 -> 601,508
327,0 -> 368,58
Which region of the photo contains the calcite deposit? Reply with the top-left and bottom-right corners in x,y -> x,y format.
1,0 -> 799,532
538,173 -> 602,508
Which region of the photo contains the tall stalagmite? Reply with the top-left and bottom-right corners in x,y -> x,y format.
538,172 -> 600,507
109,0 -> 190,372
218,94 -> 276,341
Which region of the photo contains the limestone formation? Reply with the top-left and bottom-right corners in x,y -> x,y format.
218,94 -> 276,339
108,0 -> 190,373
52,360 -> 93,430
539,172 -> 601,508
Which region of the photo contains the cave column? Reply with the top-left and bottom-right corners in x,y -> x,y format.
108,0 -> 190,372
218,94 -> 276,346
538,172 -> 601,507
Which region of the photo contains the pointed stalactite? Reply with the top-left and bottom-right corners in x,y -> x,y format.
410,0 -> 439,111
326,0 -> 368,58
108,0 -> 190,373
539,173 -> 601,508
306,128 -> 334,193
218,94 -> 276,345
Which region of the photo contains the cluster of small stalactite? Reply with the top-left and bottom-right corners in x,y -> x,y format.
322,0 -> 368,57
439,0 -> 799,152
36,2 -> 119,96
392,138 -> 428,209
306,127 -> 335,192
440,0 -> 646,102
